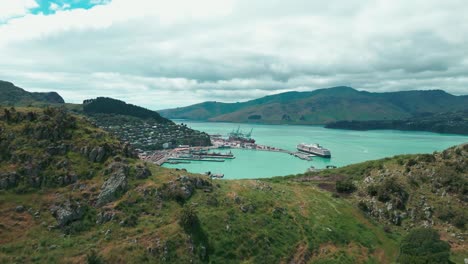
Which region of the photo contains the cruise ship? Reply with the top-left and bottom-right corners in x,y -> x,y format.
297,143 -> 331,158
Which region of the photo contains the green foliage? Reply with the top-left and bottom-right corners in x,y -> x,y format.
86,250 -> 104,264
335,180 -> 356,193
398,228 -> 450,264
367,178 -> 408,209
437,206 -> 466,229
179,204 -> 199,230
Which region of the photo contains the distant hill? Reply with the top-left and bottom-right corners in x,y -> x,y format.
159,86 -> 468,124
326,110 -> 468,135
83,97 -> 169,123
83,97 -> 211,150
0,80 -> 64,105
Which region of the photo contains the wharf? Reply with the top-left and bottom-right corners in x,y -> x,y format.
168,158 -> 225,162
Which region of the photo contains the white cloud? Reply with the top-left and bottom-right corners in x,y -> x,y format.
0,0 -> 38,21
0,0 -> 467,109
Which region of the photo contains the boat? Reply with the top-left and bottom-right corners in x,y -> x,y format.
297,143 -> 331,158
210,173 -> 224,179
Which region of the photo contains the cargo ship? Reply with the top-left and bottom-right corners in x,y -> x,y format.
297,143 -> 331,158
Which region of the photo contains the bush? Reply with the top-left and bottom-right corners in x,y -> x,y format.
357,201 -> 369,212
367,178 -> 408,209
398,228 -> 450,264
86,250 -> 104,264
335,180 -> 356,193
180,205 -> 199,230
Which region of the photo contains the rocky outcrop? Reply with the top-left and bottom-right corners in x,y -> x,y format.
81,146 -> 108,163
96,162 -> 129,207
96,210 -> 116,224
0,172 -> 19,189
135,164 -> 152,179
50,200 -> 85,227
160,175 -> 211,202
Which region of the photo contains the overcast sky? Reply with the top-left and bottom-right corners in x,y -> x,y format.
0,0 -> 467,110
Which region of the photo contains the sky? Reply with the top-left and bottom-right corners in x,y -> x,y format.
0,0 -> 467,110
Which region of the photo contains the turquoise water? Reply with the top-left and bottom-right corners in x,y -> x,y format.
163,121 -> 468,179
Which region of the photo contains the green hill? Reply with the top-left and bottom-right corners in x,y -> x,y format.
0,80 -> 64,106
0,106 -> 466,263
159,86 -> 468,125
326,110 -> 468,135
83,97 -> 169,124
82,97 -> 211,150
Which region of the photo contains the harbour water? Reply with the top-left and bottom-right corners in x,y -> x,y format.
163,121 -> 468,179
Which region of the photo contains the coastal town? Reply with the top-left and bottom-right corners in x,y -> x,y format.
87,114 -> 211,151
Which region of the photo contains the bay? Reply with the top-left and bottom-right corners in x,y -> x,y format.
162,121 -> 468,179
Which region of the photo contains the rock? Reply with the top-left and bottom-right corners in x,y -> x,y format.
96,163 -> 129,206
0,172 -> 19,189
95,147 -> 107,163
199,245 -> 207,260
50,200 -> 84,227
88,148 -> 98,162
96,210 -> 115,224
135,165 -> 152,179
15,205 -> 25,213
160,176 -> 211,202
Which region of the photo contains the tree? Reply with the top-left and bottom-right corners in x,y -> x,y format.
398,228 -> 451,264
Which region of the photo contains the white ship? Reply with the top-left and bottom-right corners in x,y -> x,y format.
297,143 -> 331,158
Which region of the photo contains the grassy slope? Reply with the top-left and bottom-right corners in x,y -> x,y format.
1,107 -> 465,263
273,145 -> 468,262
0,165 -> 400,264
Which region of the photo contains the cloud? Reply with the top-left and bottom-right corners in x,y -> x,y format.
0,0 -> 467,110
0,0 -> 38,21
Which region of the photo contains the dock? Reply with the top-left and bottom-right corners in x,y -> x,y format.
168,158 -> 225,162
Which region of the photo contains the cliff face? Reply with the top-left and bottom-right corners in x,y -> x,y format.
0,80 -> 65,105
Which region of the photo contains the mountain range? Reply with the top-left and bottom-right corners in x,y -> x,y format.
159,86 -> 468,125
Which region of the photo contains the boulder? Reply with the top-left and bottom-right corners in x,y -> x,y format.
135,164 -> 152,179
88,148 -> 98,162
50,200 -> 85,227
96,163 -> 129,207
95,147 -> 107,163
0,172 -> 19,189
96,210 -> 115,224
15,205 -> 25,213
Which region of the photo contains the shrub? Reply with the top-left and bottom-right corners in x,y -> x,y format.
357,201 -> 369,212
335,180 -> 356,193
180,205 -> 199,230
367,178 -> 408,209
398,228 -> 450,264
86,250 -> 104,264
